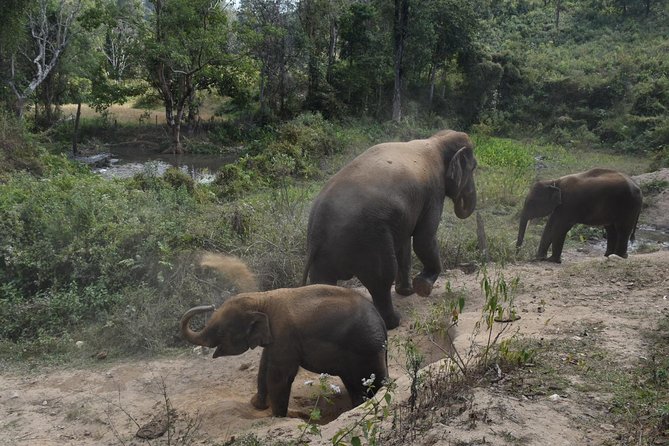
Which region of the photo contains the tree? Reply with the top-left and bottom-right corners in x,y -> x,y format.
409,0 -> 477,109
335,2 -> 391,117
5,0 -> 83,118
0,0 -> 30,108
238,0 -> 301,120
298,0 -> 347,116
143,0 -> 230,153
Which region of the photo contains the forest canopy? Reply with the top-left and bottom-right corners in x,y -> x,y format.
0,0 -> 666,158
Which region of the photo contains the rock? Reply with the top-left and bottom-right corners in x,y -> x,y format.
10,392 -> 19,399
95,351 -> 108,360
600,424 -> 615,431
72,152 -> 113,168
607,254 -> 623,261
75,341 -> 84,348
136,410 -> 173,439
239,362 -> 252,371
548,394 -> 561,401
193,346 -> 203,355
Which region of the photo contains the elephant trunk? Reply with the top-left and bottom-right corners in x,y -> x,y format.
516,214 -> 529,250
180,305 -> 216,347
453,190 -> 477,219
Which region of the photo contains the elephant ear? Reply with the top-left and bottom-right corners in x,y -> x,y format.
247,311 -> 272,349
446,146 -> 476,195
547,184 -> 562,208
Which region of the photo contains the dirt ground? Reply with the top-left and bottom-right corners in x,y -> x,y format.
1,171 -> 668,446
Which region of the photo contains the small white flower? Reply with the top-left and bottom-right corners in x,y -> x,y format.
361,373 -> 376,387
329,384 -> 341,395
319,373 -> 330,379
304,380 -> 314,386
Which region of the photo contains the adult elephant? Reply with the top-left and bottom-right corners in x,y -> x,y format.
516,168 -> 642,263
302,130 -> 478,329
181,285 -> 388,417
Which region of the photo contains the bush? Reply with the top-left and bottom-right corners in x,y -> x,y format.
163,167 -> 195,193
0,171 -> 206,342
214,113 -> 351,198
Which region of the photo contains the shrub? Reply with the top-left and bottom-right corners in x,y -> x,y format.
0,171 -> 206,342
163,167 -> 195,193
214,113 -> 350,198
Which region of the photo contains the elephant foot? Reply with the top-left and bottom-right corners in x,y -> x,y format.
394,284 -> 414,296
412,276 -> 434,297
251,393 -> 269,410
546,256 -> 562,264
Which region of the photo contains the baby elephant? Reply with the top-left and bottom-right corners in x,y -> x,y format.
180,285 -> 388,417
516,168 -> 642,263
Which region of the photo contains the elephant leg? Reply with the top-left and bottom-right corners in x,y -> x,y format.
267,364 -> 299,417
358,249 -> 401,329
369,287 -> 400,329
394,239 -> 414,296
536,218 -> 555,260
308,262 -> 339,285
613,221 -> 634,258
604,225 -> 617,257
547,223 -> 572,263
340,375 -> 367,408
411,228 -> 442,297
250,349 -> 270,410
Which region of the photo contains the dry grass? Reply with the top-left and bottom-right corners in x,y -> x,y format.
60,94 -> 226,125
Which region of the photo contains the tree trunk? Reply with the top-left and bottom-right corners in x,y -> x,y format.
15,95 -> 26,119
392,0 -> 409,122
555,0 -> 562,30
259,65 -> 266,112
72,101 -> 82,155
171,123 -> 183,154
326,19 -> 337,84
476,212 -> 489,262
428,64 -> 436,109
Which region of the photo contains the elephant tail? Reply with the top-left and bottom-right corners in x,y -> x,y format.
301,250 -> 313,286
631,213 -> 639,243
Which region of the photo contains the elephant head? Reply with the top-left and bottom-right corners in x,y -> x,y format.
446,146 -> 478,219
180,298 -> 272,358
516,181 -> 562,249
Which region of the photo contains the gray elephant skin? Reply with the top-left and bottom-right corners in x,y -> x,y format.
302,130 -> 478,329
180,285 -> 388,417
516,168 -> 642,263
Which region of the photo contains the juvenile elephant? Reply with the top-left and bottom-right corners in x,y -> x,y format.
303,130 -> 478,329
180,285 -> 388,417
516,168 -> 642,263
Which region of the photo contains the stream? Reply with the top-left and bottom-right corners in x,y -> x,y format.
93,144 -> 237,184
583,224 -> 669,254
